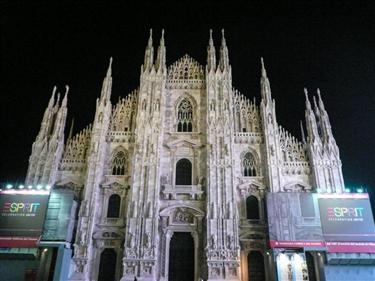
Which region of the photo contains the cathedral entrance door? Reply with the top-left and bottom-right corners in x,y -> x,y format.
248,251 -> 265,281
168,232 -> 195,281
98,248 -> 117,281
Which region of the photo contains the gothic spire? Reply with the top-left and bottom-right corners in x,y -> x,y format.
100,57 -> 113,104
304,88 -> 321,145
143,29 -> 154,72
67,118 -> 75,141
207,29 -> 216,72
36,86 -> 57,141
300,120 -> 306,143
156,29 -> 166,73
260,57 -> 272,104
52,85 -> 69,138
316,88 -> 335,145
219,29 -> 229,71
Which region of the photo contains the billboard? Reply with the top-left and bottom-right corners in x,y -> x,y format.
266,192 -> 325,249
317,193 -> 375,253
266,192 -> 375,253
318,193 -> 375,242
0,189 -> 50,247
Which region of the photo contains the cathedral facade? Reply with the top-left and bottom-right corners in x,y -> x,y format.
25,29 -> 347,281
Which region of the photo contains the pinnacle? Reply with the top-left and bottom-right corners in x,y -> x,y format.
261,57 -> 267,77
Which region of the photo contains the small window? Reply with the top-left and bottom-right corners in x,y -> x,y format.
107,194 -> 121,218
175,158 -> 192,185
177,99 -> 193,132
246,196 -> 260,220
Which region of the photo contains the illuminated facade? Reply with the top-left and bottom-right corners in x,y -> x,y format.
22,29 -> 375,281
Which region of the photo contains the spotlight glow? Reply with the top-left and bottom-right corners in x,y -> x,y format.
36,184 -> 43,190
19,185 -> 25,189
6,184 -> 13,189
28,185 -> 33,189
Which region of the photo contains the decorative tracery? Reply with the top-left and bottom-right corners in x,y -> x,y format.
279,126 -> 307,162
111,150 -> 127,175
243,152 -> 258,177
233,90 -> 260,132
177,98 -> 193,132
167,54 -> 204,80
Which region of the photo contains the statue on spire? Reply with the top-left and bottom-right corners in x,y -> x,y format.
219,29 -> 229,71
143,29 -> 154,72
156,29 -> 166,73
207,29 -> 216,72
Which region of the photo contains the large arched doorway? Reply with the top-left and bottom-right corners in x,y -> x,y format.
168,232 -> 194,281
98,248 -> 117,281
248,251 -> 265,281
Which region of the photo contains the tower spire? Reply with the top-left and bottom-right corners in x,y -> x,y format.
261,57 -> 267,78
219,29 -> 229,71
207,29 -> 216,72
300,120 -> 306,143
143,29 -> 154,72
316,88 -> 335,145
156,29 -> 166,73
67,118 -> 75,141
260,57 -> 272,103
304,88 -> 321,145
100,57 -> 113,103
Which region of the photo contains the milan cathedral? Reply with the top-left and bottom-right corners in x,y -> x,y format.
25,29 -> 345,281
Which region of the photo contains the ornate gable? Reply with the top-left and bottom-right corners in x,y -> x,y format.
60,124 -> 92,171
167,54 -> 205,89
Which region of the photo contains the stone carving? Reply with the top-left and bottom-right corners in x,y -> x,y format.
210,234 -> 217,249
173,208 -> 194,224
144,232 -> 151,248
127,232 -> 135,249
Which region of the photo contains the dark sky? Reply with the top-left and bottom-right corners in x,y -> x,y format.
1,2 -> 375,200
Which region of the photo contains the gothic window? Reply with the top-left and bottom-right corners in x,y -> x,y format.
107,194 -> 121,218
246,195 -> 260,220
243,152 -> 258,177
177,99 -> 193,132
111,150 -> 127,175
175,158 -> 192,185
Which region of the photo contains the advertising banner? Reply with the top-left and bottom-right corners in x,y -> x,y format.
266,192 -> 375,253
317,193 -> 375,252
317,193 -> 375,242
0,189 -> 50,247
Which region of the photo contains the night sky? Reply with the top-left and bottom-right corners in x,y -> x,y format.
1,2 -> 375,202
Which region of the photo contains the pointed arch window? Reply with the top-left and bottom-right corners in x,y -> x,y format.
107,194 -> 121,218
175,158 -> 192,185
243,152 -> 258,177
177,99 -> 193,132
111,150 -> 127,175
